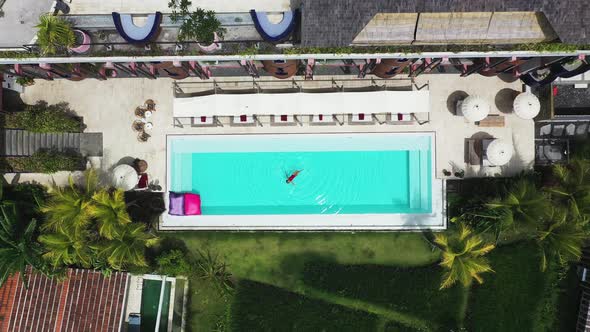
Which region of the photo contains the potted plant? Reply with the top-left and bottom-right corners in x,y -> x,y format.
16,77 -> 35,87
168,1 -> 225,44
70,29 -> 92,54
35,14 -> 75,55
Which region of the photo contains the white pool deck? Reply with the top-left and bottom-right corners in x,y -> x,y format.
9,73 -> 534,230
163,132 -> 444,230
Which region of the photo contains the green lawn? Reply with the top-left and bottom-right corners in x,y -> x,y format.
465,242 -> 562,332
302,261 -> 468,330
164,233 -> 569,332
166,232 -> 441,331
230,280 -> 380,332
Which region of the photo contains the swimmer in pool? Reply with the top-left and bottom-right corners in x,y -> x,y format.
286,170 -> 303,184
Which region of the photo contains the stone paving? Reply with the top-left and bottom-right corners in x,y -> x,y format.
68,0 -> 291,14
6,73 -> 534,189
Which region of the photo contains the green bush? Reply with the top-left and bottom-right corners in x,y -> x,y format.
0,150 -> 85,173
168,1 -> 225,43
4,101 -> 85,133
156,249 -> 192,276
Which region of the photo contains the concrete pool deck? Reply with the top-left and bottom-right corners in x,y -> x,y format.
163,132 -> 444,230
7,73 -> 533,229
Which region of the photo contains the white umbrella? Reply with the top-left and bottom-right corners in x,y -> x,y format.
486,139 -> 513,166
112,164 -> 138,190
460,95 -> 490,122
513,93 -> 540,119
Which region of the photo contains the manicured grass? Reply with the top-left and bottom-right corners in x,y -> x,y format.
555,265 -> 582,332
171,232 -> 440,287
229,280 -> 379,332
465,242 -> 561,332
165,232 -> 440,331
302,261 -> 468,330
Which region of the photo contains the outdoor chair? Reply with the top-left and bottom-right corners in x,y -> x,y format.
309,114 -> 336,126
230,115 -> 258,126
191,116 -> 219,127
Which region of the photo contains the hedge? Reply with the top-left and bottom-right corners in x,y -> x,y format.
0,150 -> 85,173
2,101 -> 85,133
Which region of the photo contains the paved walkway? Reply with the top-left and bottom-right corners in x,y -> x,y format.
0,0 -> 53,48
68,0 -> 291,14
7,73 -> 534,188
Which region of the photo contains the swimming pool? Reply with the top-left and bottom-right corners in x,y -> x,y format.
165,133 -> 442,230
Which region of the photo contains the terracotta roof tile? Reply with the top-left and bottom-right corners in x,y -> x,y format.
0,268 -> 128,332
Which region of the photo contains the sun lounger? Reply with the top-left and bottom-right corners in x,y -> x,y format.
466,139 -> 481,165
271,115 -> 298,126
349,113 -> 375,125
539,124 -> 552,136
552,124 -> 565,137
230,115 -> 257,126
191,116 -> 218,127
309,114 -> 336,125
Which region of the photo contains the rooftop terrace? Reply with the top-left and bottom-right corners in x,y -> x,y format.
7,73 -> 534,199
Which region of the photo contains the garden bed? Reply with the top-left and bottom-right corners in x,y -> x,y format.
0,150 -> 86,173
0,101 -> 85,133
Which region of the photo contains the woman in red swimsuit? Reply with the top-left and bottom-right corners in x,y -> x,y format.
286,170 -> 303,184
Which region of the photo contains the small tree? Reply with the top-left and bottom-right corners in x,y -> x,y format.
35,14 -> 75,55
168,0 -> 225,43
434,224 -> 495,289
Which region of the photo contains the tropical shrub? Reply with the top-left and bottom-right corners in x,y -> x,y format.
39,170 -> 158,272
168,0 -> 225,43
536,207 -> 586,271
35,14 -> 75,55
4,101 -> 85,132
156,249 -> 192,276
0,204 -> 47,287
15,77 -> 35,86
96,223 -> 158,270
486,178 -> 550,227
433,224 -> 495,289
545,159 -> 590,220
196,249 -> 234,294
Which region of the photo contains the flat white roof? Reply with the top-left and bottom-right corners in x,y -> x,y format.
173,90 -> 430,117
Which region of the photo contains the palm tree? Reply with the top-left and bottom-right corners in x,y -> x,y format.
35,14 -> 75,55
38,228 -> 94,268
486,178 -> 550,232
545,159 -> 590,220
41,170 -> 98,235
434,224 -> 495,289
97,223 -> 158,270
0,205 -> 45,287
88,189 -> 131,239
536,207 -> 587,271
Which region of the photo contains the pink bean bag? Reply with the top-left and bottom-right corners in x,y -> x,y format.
183,193 -> 202,215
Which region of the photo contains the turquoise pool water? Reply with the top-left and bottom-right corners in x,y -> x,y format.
169,134 -> 432,215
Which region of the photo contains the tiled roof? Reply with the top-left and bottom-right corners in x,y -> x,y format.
300,0 -> 590,47
0,268 -> 129,332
